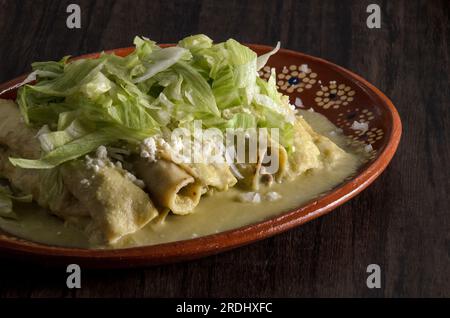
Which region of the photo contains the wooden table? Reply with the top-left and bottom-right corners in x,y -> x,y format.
0,0 -> 448,297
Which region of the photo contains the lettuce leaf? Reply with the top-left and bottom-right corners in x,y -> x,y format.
10,131 -> 115,169
256,42 -> 280,71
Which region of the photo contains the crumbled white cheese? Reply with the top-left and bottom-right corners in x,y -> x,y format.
294,97 -> 304,108
134,179 -> 145,189
80,178 -> 90,187
307,108 -> 315,112
84,146 -> 109,172
329,130 -> 337,137
85,154 -> 106,173
96,145 -> 108,160
85,155 -> 93,168
237,191 -> 282,203
114,161 -> 123,169
351,120 -> 369,133
364,144 -> 373,152
124,171 -> 145,189
125,171 -> 137,182
237,192 -> 261,203
140,137 -> 157,162
264,191 -> 282,201
300,64 -> 308,73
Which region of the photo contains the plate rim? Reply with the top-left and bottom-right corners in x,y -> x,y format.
0,44 -> 402,268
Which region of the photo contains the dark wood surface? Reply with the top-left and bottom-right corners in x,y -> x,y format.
0,0 -> 448,298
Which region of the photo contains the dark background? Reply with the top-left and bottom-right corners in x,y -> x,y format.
0,0 -> 449,298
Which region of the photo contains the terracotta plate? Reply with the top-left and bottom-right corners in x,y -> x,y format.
0,45 -> 401,268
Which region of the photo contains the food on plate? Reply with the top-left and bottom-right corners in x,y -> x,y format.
0,35 -> 369,248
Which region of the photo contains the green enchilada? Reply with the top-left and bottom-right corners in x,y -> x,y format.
0,35 -> 369,248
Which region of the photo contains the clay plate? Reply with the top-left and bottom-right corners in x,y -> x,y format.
0,45 -> 401,268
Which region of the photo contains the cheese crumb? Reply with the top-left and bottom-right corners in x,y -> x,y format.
294,97 -> 304,108
364,144 -> 373,152
300,64 -> 308,73
265,191 -> 282,201
134,179 -> 145,189
96,145 -> 108,160
351,121 -> 369,133
141,137 -> 157,162
124,171 -> 145,189
237,192 -> 261,203
80,179 -> 90,187
85,155 -> 106,172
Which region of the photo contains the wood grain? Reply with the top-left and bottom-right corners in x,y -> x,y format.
0,0 -> 448,297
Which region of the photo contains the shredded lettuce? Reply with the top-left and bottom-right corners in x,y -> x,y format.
256,42 -> 280,71
227,113 -> 257,129
13,35 -> 293,170
178,34 -> 213,53
172,61 -> 220,117
133,47 -> 190,83
10,131 -> 115,169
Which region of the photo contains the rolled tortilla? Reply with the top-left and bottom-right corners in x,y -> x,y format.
134,159 -> 203,215
0,99 -> 158,244
61,161 -> 159,244
178,162 -> 237,192
255,141 -> 288,188
0,99 -> 41,159
0,100 -> 90,219
286,117 -> 323,178
236,141 -> 288,191
296,116 -> 347,166
0,148 -> 89,218
235,116 -> 348,189
157,146 -> 237,192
